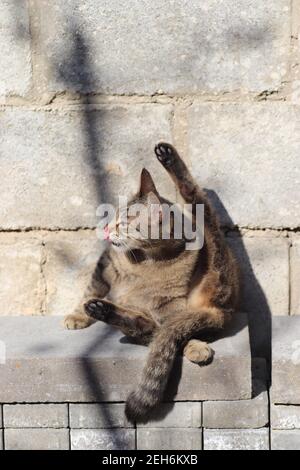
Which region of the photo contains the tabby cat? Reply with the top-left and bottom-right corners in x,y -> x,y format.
64,143 -> 240,422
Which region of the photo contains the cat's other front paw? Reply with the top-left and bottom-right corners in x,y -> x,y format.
154,142 -> 176,168
64,313 -> 94,330
84,299 -> 112,322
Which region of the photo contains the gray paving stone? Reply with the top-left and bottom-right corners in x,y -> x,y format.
271,430 -> 300,450
69,403 -> 132,428
0,1 -> 31,98
0,234 -> 44,316
291,240 -> 300,315
3,404 -> 68,429
204,428 -> 269,450
5,428 -> 69,450
137,428 -> 202,451
0,106 -> 174,230
71,429 -> 135,450
138,402 -> 202,428
188,103 -> 300,229
203,391 -> 268,429
38,0 -> 290,94
272,405 -> 300,430
0,314 -> 251,402
272,316 -> 300,404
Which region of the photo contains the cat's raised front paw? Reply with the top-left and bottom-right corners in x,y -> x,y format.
154,142 -> 176,167
84,299 -> 111,322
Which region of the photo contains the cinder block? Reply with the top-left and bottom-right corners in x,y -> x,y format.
0,314 -> 251,402
272,317 -> 300,404
43,231 -> 102,316
5,428 -> 69,450
291,240 -> 300,315
0,431 -> 3,450
69,403 -> 132,428
138,402 -> 202,428
38,0 -> 290,94
71,429 -> 135,450
137,428 -> 202,451
203,392 -> 268,429
3,404 -> 68,429
0,234 -> 44,315
204,429 -> 269,450
0,106 -> 174,230
272,430 -> 300,450
188,103 -> 300,229
0,1 -> 31,98
272,405 -> 300,430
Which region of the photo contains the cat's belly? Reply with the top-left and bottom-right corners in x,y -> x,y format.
107,278 -> 188,322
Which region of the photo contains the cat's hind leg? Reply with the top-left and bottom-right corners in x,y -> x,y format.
183,339 -> 214,364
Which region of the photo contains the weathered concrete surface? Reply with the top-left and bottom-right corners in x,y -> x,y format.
0,106 -> 174,230
204,428 -> 269,450
0,431 -> 2,450
271,430 -> 300,450
228,236 -> 289,357
69,403 -> 132,428
43,231 -> 102,316
203,391 -> 268,429
188,103 -> 300,229
3,404 -> 68,429
291,240 -> 300,315
0,234 -> 44,315
0,314 -> 251,402
0,1 -> 31,98
5,428 -> 69,450
38,0 -> 290,95
272,316 -> 300,404
272,405 -> 300,430
137,428 -> 202,451
138,402 -> 202,428
71,429 -> 135,450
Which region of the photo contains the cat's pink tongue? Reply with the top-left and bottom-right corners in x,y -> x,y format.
104,225 -> 110,241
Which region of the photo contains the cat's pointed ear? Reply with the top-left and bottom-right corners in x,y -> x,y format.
139,168 -> 158,196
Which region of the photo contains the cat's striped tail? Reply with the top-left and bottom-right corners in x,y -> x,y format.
125,327 -> 179,422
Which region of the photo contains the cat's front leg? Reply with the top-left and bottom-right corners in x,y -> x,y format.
84,299 -> 157,340
64,252 -> 111,330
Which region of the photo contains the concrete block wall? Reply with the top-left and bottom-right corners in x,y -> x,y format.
1,0 -> 300,450
0,1 -> 299,362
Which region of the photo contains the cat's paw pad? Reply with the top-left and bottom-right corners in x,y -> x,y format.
154,142 -> 175,167
184,340 -> 214,365
63,313 -> 94,330
84,299 -> 110,321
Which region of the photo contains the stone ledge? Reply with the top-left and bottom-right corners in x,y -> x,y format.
272,316 -> 300,404
0,314 -> 251,402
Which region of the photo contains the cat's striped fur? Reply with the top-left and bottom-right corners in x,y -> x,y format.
64,143 -> 240,422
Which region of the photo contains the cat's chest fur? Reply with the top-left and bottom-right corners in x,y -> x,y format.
104,249 -> 197,319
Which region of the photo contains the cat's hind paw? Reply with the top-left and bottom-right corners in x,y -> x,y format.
184,339 -> 214,365
154,142 -> 176,168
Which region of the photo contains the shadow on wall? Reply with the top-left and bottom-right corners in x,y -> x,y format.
208,190 -> 272,371
51,24 -> 127,447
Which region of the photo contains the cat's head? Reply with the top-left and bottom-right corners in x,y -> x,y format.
105,169 -> 184,253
